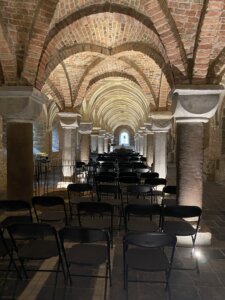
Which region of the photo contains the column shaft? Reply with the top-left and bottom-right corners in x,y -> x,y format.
62,128 -> 76,177
80,134 -> 90,163
177,123 -> 204,207
104,137 -> 109,153
7,122 -> 33,201
139,135 -> 144,155
154,132 -> 167,178
146,133 -> 154,167
91,135 -> 98,152
98,136 -> 104,154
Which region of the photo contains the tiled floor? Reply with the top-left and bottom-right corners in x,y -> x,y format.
1,166 -> 225,299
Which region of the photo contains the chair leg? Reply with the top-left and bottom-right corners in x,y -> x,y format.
104,264 -> 108,300
108,261 -> 112,287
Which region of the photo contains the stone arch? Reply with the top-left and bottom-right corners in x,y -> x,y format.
88,72 -> 139,90
21,0 -> 59,85
43,2 -> 187,78
0,24 -> 17,84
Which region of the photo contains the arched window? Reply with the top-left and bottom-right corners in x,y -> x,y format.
52,124 -> 59,152
119,131 -> 130,146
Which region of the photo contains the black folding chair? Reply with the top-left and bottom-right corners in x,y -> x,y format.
7,223 -> 66,280
77,202 -> 114,245
32,196 -> 68,227
59,227 -> 111,299
124,204 -> 162,233
162,185 -> 177,206
67,183 -> 94,219
97,184 -> 123,229
145,178 -> 167,204
123,232 -> 176,298
126,184 -> 152,205
161,205 -> 202,273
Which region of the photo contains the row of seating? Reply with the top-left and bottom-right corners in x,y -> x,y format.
0,197 -> 202,298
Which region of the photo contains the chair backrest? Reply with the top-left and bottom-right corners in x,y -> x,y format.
95,175 -> 116,184
119,172 -> 137,178
126,184 -> 152,195
32,196 -> 68,223
132,162 -> 147,169
140,172 -> 159,179
124,204 -> 162,232
97,171 -> 117,178
7,223 -> 57,241
163,185 -> 177,195
77,201 -> 113,215
0,200 -> 33,228
162,205 -> 202,219
32,196 -> 65,207
59,226 -> 110,244
135,168 -> 150,174
118,176 -> 140,185
0,200 -> 32,214
145,178 -> 167,187
124,232 -> 176,248
125,204 -> 161,217
118,167 -> 133,173
67,183 -> 93,193
97,184 -> 120,195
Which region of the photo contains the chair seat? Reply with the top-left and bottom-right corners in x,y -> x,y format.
66,244 -> 108,265
18,240 -> 59,259
126,248 -> 169,271
163,220 -> 196,236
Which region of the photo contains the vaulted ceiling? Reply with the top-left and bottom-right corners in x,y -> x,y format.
1,0 -> 225,133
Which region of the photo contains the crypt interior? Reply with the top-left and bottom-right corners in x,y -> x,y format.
2,0 -> 225,299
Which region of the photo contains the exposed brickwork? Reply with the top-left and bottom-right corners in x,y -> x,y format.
37,12 -> 166,87
193,0 -> 224,80
168,0 -> 203,59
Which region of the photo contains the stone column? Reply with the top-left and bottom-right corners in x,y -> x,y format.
98,130 -> 105,154
58,112 -> 80,179
143,132 -> 147,158
138,131 -> 144,156
172,86 -> 224,207
146,131 -> 154,168
104,134 -> 109,153
79,122 -> 92,164
0,86 -> 47,201
134,134 -> 138,152
151,113 -> 172,178
109,134 -> 114,152
91,134 -> 98,152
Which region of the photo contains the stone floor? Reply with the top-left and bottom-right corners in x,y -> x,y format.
1,166 -> 225,299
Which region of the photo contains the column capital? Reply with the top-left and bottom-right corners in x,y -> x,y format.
171,85 -> 224,123
79,122 -> 92,134
151,112 -> 172,132
58,112 -> 81,129
0,86 -> 48,121
99,129 -> 106,137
